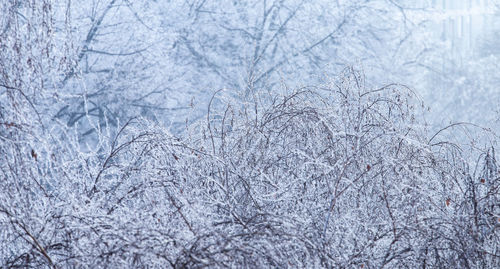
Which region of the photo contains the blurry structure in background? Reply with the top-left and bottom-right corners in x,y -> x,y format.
422,0 -> 500,129
432,0 -> 495,67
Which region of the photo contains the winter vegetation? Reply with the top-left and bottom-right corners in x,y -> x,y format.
1,0 -> 499,268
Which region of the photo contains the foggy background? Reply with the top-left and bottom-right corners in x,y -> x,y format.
27,0 -> 499,136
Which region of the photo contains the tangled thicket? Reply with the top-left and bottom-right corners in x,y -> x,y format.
1,68 -> 499,268
1,1 -> 499,267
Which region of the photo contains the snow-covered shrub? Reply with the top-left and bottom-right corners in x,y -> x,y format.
1,58 -> 499,268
